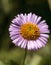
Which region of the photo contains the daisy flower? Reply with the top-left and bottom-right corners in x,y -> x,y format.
9,13 -> 50,50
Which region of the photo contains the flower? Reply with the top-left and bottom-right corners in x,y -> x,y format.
9,13 -> 50,50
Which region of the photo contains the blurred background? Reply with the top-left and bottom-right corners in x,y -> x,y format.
0,0 -> 51,65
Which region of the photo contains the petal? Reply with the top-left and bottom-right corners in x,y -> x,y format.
31,14 -> 35,22
21,39 -> 27,48
10,31 -> 20,37
9,25 -> 20,32
35,40 -> 42,49
10,23 -> 20,28
10,35 -> 20,40
36,16 -> 41,24
27,41 -> 35,50
17,38 -> 24,46
33,15 -> 38,23
33,41 -> 38,49
38,20 -> 46,25
38,25 -> 49,30
36,39 -> 45,48
40,34 -> 49,38
40,29 -> 50,33
27,13 -> 32,22
39,36 -> 48,41
23,14 -> 27,23
12,36 -> 22,45
12,37 -> 20,44
39,37 -> 47,44
12,17 -> 23,26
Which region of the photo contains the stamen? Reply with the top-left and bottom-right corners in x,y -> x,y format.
20,22 -> 40,40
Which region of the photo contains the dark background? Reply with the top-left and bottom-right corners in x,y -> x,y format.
0,0 -> 51,65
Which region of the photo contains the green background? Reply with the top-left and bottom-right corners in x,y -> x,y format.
0,0 -> 51,65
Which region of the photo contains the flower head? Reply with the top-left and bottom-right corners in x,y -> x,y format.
9,13 -> 50,50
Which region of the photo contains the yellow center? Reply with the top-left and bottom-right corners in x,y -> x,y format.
20,22 -> 40,40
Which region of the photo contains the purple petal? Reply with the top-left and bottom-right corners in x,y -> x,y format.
40,34 -> 49,38
10,24 -> 20,28
38,37 -> 47,44
17,38 -> 24,46
23,14 -> 28,23
27,41 -> 35,50
38,20 -> 46,25
36,16 -> 41,24
9,25 -> 20,32
36,39 -> 45,48
12,37 -> 20,44
38,24 -> 49,30
33,41 -> 38,49
33,15 -> 38,23
40,29 -> 50,33
39,36 -> 48,41
10,31 -> 20,37
31,14 -> 36,23
12,36 -> 22,45
27,13 -> 32,22
21,39 -> 27,48
10,35 -> 20,40
12,17 -> 23,26
35,40 -> 41,49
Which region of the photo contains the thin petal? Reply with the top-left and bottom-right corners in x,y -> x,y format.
17,38 -> 24,46
40,34 -> 49,38
36,16 -> 41,24
9,25 -> 20,32
27,13 -> 32,22
39,37 -> 47,44
10,31 -> 20,37
23,14 -> 27,23
39,36 -> 48,41
33,41 -> 38,49
31,14 -> 36,23
10,35 -> 20,40
33,15 -> 38,23
12,17 -> 23,26
38,20 -> 46,24
36,39 -> 45,48
12,37 -> 20,44
40,29 -> 50,33
38,25 -> 49,30
12,36 -> 22,45
27,41 -> 35,50
11,23 -> 20,28
21,39 -> 27,48
35,40 -> 41,49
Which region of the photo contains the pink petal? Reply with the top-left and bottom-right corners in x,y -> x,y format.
36,39 -> 45,48
40,29 -> 50,33
39,37 -> 47,44
11,35 -> 20,40
33,41 -> 38,49
27,13 -> 32,22
40,34 -> 49,38
21,39 -> 27,48
36,16 -> 41,24
17,38 -> 24,46
10,31 -> 20,37
9,25 -> 20,31
27,41 -> 36,50
38,20 -> 46,25
33,15 -> 38,23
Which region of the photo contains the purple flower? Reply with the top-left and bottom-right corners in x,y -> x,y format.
9,13 -> 50,50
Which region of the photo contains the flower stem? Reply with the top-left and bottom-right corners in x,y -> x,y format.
23,48 -> 27,65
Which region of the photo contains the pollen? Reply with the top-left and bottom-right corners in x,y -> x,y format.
20,22 -> 40,40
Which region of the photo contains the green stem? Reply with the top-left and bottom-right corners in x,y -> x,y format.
23,48 -> 27,65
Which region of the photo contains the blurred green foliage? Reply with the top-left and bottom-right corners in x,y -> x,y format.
0,0 -> 51,65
